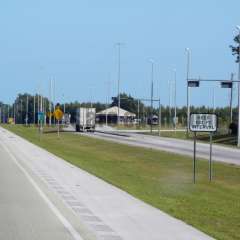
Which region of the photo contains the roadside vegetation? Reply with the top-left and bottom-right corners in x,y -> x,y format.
146,130 -> 237,146
3,124 -> 240,240
113,124 -> 237,146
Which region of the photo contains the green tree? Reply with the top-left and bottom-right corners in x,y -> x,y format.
230,34 -> 240,62
111,93 -> 144,115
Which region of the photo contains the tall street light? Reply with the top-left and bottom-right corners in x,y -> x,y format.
20,99 -> 23,124
26,95 -> 28,126
236,26 -> 240,147
168,79 -> 172,127
173,69 -> 177,130
230,73 -> 234,123
185,48 -> 191,137
116,43 -> 124,125
149,59 -> 154,134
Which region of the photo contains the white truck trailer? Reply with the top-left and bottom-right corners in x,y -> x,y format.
76,108 -> 96,132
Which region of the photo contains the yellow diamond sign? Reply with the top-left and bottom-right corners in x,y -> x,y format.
54,109 -> 64,120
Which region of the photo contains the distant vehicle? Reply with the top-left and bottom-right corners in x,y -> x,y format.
133,118 -> 141,124
147,115 -> 159,125
76,108 -> 96,132
62,113 -> 71,125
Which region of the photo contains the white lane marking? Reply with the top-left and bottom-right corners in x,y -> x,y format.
0,141 -> 84,240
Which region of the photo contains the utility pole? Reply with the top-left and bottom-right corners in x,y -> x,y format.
186,48 -> 191,137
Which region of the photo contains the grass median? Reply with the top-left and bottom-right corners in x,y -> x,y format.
2,124 -> 240,240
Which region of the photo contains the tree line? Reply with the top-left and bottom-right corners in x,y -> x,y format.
0,92 -> 237,128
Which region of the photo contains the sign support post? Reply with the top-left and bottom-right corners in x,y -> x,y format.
193,132 -> 197,184
53,106 -> 64,138
209,132 -> 213,181
58,120 -> 60,138
190,113 -> 217,184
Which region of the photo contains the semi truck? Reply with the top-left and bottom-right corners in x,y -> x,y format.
76,108 -> 96,132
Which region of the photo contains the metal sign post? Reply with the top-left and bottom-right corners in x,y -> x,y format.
190,113 -> 217,184
209,132 -> 213,181
53,108 -> 64,138
38,111 -> 44,141
193,132 -> 197,183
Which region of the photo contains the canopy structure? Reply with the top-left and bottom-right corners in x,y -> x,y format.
96,106 -> 136,124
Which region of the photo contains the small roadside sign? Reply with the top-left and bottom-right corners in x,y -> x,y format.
189,113 -> 218,183
38,112 -> 44,123
54,109 -> 64,120
190,113 -> 217,132
53,108 -> 64,138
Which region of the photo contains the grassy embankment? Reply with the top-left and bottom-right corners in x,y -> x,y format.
2,124 -> 240,240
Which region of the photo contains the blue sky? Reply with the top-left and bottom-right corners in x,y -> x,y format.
0,0 -> 239,107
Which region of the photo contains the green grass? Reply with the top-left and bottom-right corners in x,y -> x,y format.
108,123 -> 237,146
2,124 -> 240,240
147,130 -> 237,146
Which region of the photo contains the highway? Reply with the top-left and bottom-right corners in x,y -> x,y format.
0,126 -> 213,240
82,129 -> 240,166
0,136 -> 79,240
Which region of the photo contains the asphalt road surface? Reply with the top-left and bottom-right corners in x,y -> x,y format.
0,127 -> 214,240
0,137 -> 80,240
83,130 -> 240,166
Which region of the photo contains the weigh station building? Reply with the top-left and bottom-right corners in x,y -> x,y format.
96,106 -> 136,124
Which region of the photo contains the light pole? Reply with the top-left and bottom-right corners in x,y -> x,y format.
49,79 -> 53,126
7,105 -> 9,121
174,69 -> 177,130
236,26 -> 240,147
186,48 -> 191,137
116,43 -> 123,125
212,87 -> 215,113
168,79 -> 172,127
33,94 -> 36,124
105,81 -> 111,126
62,94 -> 65,114
13,103 -> 15,124
26,95 -> 28,126
20,99 -> 23,124
230,73 -> 234,123
150,59 -> 154,134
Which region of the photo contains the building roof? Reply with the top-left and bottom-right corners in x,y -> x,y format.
96,106 -> 136,117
